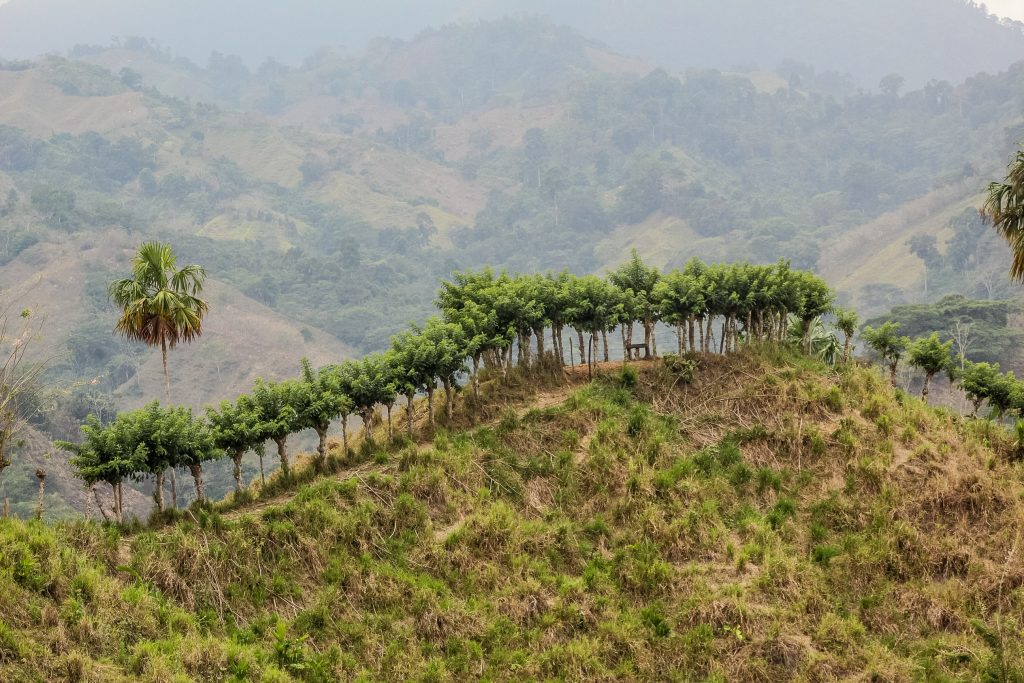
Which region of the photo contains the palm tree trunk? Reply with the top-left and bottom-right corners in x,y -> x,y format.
161,338 -> 170,401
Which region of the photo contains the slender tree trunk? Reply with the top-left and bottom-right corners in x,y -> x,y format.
161,338 -> 170,401
643,322 -> 652,359
34,469 -> 45,520
427,387 -> 436,425
153,470 -> 164,512
698,318 -> 705,353
406,393 -> 415,437
922,373 -> 932,400
576,329 -> 586,366
535,327 -> 546,361
386,405 -> 393,440
113,482 -> 122,522
341,415 -> 349,454
472,354 -> 481,399
93,485 -> 111,522
316,427 -> 328,467
170,469 -> 177,509
232,449 -> 244,493
649,321 -> 658,358
842,336 -> 852,364
602,329 -> 610,362
688,317 -> 696,351
189,463 -> 204,504
677,322 -> 684,354
258,449 -> 266,485
719,321 -> 727,354
275,437 -> 289,477
587,334 -> 593,380
889,362 -> 898,387
362,410 -> 374,442
443,379 -> 454,419
621,325 -> 629,361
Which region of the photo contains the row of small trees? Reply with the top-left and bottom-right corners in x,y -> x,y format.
58,253 -> 838,520
861,323 -> 956,398
861,320 -> 1024,419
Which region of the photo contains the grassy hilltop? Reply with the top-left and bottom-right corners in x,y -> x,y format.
1,349 -> 1022,681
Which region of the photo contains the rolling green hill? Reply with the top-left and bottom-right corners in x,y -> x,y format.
1,351 -> 1022,681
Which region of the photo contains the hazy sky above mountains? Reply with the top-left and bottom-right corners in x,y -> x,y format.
0,0 -> 1022,86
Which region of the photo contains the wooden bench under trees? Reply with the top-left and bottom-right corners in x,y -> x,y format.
627,343 -> 650,360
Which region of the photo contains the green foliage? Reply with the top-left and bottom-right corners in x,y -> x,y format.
983,148 -> 1024,281
865,295 -> 1024,365
907,333 -> 954,383
862,322 -> 910,382
107,241 -> 208,402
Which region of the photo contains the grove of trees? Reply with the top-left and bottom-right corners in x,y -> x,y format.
57,251 -> 841,516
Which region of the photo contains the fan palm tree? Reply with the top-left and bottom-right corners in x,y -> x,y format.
983,150 -> 1024,280
108,242 -> 208,401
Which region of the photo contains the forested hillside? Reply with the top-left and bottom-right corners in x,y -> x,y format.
3,16 -> 1024,515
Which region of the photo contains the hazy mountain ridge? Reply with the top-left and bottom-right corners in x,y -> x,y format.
1,0 -> 1021,87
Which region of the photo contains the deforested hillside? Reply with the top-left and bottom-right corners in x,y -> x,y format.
1,350 -> 1022,681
